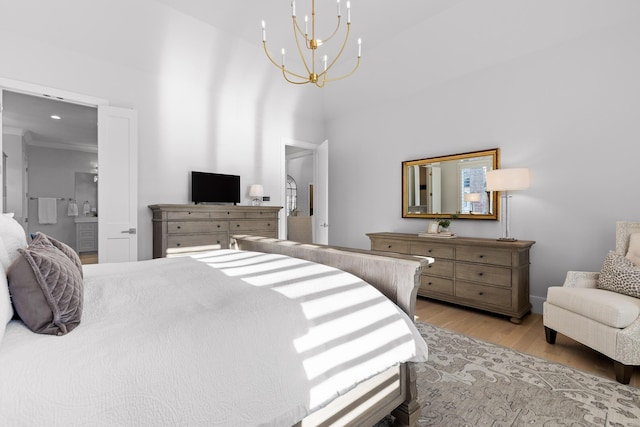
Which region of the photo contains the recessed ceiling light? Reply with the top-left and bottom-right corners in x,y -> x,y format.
50,115 -> 61,120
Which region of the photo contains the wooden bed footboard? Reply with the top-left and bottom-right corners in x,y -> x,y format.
231,235 -> 430,427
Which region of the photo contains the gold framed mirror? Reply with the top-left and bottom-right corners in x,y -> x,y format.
402,148 -> 500,220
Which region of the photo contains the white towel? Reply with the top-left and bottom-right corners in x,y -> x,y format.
83,201 -> 91,215
38,198 -> 57,224
68,201 -> 78,217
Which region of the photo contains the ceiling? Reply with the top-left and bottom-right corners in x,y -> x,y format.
154,0 -> 463,51
2,90 -> 97,151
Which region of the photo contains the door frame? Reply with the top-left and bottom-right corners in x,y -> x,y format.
281,137 -> 328,244
0,77 -> 139,261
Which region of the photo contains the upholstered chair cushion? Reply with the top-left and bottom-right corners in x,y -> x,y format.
546,286 -> 640,329
626,232 -> 640,266
597,251 -> 640,299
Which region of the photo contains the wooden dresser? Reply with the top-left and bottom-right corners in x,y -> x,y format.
367,232 -> 535,323
149,204 -> 281,258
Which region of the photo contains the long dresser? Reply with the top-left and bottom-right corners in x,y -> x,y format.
367,232 -> 535,323
149,204 -> 281,258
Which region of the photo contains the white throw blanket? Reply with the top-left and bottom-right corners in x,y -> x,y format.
0,250 -> 428,426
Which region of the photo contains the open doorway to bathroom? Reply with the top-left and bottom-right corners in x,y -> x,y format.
285,145 -> 314,243
2,91 -> 98,264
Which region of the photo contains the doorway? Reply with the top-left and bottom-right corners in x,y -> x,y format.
2,90 -> 98,262
282,138 -> 329,245
1,78 -> 139,263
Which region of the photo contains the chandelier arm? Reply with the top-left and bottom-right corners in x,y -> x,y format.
292,19 -> 313,75
283,69 -> 312,85
283,66 -> 312,81
293,17 -> 312,48
319,23 -> 351,78
324,57 -> 361,82
264,41 -> 311,81
263,41 -> 285,69
318,16 -> 342,45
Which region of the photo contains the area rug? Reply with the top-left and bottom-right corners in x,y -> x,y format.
411,322 -> 640,427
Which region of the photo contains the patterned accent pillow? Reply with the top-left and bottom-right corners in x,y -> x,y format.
597,251 -> 640,299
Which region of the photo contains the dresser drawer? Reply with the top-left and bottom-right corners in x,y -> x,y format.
423,259 -> 454,277
210,211 -> 245,219
167,211 -> 209,220
455,263 -> 511,287
371,239 -> 411,254
456,246 -> 512,267
231,220 -> 276,231
420,275 -> 454,296
167,233 -> 228,249
456,281 -> 511,308
167,221 -> 229,234
245,211 -> 278,219
411,242 -> 455,259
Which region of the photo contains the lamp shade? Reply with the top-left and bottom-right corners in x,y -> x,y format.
249,184 -> 264,197
464,193 -> 481,202
486,168 -> 531,192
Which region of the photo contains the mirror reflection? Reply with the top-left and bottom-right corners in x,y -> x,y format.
402,148 -> 500,220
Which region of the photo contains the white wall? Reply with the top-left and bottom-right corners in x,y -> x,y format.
0,0 -> 325,260
324,1 -> 640,313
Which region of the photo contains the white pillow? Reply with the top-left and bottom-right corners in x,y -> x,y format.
0,268 -> 11,345
0,213 -> 24,341
0,213 -> 28,271
626,232 -> 640,266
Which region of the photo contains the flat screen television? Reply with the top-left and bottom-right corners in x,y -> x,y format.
191,171 -> 240,205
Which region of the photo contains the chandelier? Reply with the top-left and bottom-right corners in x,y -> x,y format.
262,0 -> 361,88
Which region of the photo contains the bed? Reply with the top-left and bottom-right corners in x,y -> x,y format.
0,214 -> 431,427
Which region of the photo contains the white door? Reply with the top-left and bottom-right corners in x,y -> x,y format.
314,139 -> 329,244
0,89 -> 4,211
98,106 -> 138,263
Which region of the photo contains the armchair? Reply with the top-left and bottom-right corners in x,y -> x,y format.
543,221 -> 640,384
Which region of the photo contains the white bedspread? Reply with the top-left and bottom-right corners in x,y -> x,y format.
0,250 -> 428,426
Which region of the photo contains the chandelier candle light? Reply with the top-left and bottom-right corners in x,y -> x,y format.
262,0 -> 362,87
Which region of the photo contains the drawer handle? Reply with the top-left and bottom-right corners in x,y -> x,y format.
479,255 -> 484,259
427,282 -> 433,286
177,225 -> 181,229
478,292 -> 484,296
478,272 -> 484,276
428,264 -> 433,269
176,243 -> 181,247
237,224 -> 241,227
388,245 -> 392,249
267,223 -> 271,227
428,249 -> 433,253
217,225 -> 221,228
187,212 -> 192,215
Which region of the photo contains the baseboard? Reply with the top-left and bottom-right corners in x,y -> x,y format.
530,295 -> 545,314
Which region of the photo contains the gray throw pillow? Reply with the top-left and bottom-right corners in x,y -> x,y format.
33,232 -> 83,278
7,236 -> 83,335
597,251 -> 640,299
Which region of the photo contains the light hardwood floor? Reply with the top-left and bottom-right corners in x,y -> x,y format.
415,297 -> 639,388
79,252 -> 98,265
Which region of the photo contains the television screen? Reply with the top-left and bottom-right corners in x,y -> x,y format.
191,171 -> 240,204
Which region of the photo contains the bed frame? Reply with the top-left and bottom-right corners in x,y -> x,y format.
231,235 -> 430,427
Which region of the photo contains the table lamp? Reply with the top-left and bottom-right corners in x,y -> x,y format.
485,168 -> 531,241
249,184 -> 264,206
